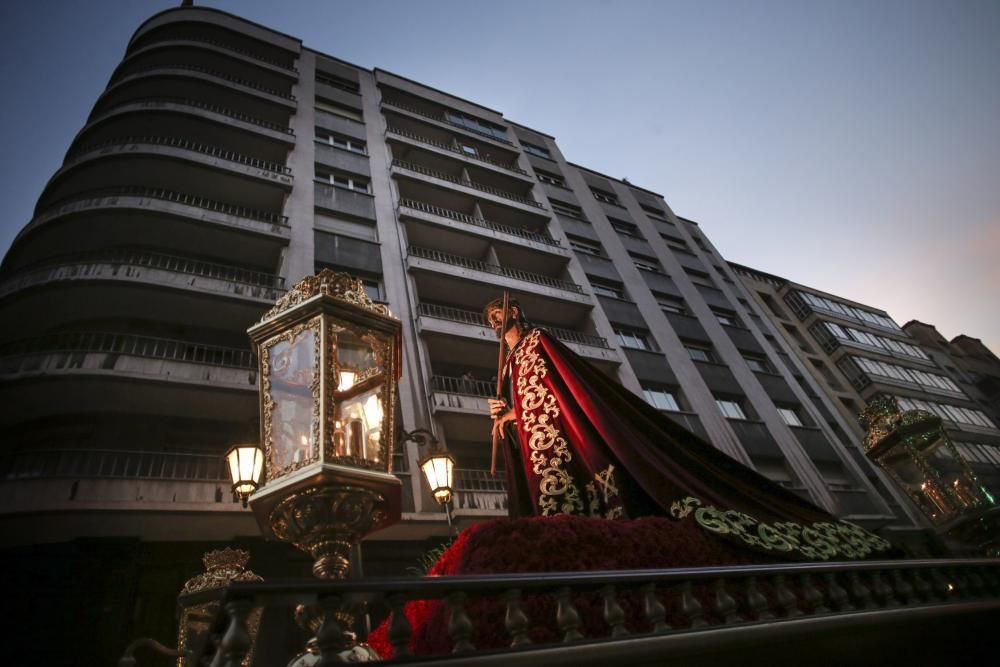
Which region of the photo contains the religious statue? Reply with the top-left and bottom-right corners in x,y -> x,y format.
483,296 -> 895,560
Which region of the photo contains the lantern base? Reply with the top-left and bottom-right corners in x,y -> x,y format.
268,485 -> 389,580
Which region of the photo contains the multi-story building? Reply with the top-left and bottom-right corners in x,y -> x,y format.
0,5 -> 919,661
733,263 -> 1000,537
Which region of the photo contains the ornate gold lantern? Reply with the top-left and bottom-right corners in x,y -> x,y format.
246,270 -> 402,579
419,448 -> 456,505
225,443 -> 264,507
861,395 -> 998,550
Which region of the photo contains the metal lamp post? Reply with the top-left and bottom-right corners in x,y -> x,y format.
861,395 -> 999,551
244,269 -> 403,580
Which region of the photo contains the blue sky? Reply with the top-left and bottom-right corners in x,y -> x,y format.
1,0 -> 997,352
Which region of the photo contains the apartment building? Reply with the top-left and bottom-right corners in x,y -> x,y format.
0,5 -> 922,659
733,264 -> 1000,535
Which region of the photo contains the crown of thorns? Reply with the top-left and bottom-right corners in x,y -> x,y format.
482,297 -> 525,325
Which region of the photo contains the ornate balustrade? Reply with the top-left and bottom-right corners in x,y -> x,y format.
392,159 -> 542,209
179,557 -> 1000,665
431,374 -> 496,398
408,246 -> 582,293
0,448 -> 230,482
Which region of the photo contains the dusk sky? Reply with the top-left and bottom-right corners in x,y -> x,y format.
1,0 -> 997,352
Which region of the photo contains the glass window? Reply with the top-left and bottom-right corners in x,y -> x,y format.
744,355 -> 771,373
318,169 -> 369,193
685,344 -> 714,363
535,169 -> 566,187
551,199 -> 586,220
592,188 -> 621,206
630,252 -> 660,272
316,99 -> 363,123
608,217 -> 640,236
568,236 -> 602,256
614,328 -> 651,350
460,144 -> 479,156
713,309 -> 739,327
590,277 -> 625,299
716,399 -> 747,420
643,386 -> 680,411
656,295 -> 688,315
316,71 -> 360,93
777,408 -> 803,427
521,141 -> 551,159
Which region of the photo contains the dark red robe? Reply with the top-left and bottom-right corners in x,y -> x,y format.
499,328 -> 893,560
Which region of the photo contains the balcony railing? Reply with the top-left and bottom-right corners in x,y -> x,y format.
181,557 -> 1000,666
0,248 -> 284,300
112,63 -> 297,100
418,302 -> 609,349
133,34 -> 299,73
382,98 -> 515,145
392,159 -> 543,209
40,186 -> 288,226
95,96 -> 294,134
398,198 -> 559,247
454,467 -> 508,511
0,331 -> 255,370
386,126 -> 527,174
409,245 -> 583,293
0,448 -> 229,482
431,374 -> 495,398
71,135 -> 292,175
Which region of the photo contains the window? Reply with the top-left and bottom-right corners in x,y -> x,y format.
608,217 -> 641,237
534,168 -> 566,187
592,187 -> 622,206
744,355 -> 772,373
684,267 -> 715,288
316,98 -> 363,123
445,111 -> 508,141
590,277 -> 625,299
568,235 -> 603,256
684,343 -> 715,363
656,294 -> 688,315
642,385 -> 681,411
615,327 -> 652,350
459,143 -> 479,156
640,203 -> 668,220
712,309 -> 740,327
317,169 -> 370,193
316,71 -> 360,93
630,252 -> 660,273
315,129 -> 366,154
521,141 -> 552,159
550,199 -> 585,220
716,399 -> 747,420
777,407 -> 803,427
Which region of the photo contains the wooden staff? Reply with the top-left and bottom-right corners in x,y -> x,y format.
490,291 -> 510,476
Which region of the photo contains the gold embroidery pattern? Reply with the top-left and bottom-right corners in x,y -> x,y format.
515,329 -> 583,516
669,496 -> 893,560
585,465 -> 625,519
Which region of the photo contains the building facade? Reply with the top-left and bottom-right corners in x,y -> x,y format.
733,264 -> 1000,538
0,5 -> 929,660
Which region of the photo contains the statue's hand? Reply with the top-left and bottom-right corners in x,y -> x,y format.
491,408 -> 516,442
488,398 -> 508,418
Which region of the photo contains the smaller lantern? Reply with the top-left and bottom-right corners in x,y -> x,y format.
225,444 -> 264,507
420,449 -> 456,505
861,396 -> 999,550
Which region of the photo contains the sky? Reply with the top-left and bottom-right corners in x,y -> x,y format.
1,0 -> 997,352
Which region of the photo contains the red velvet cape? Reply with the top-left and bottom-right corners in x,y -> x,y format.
499,328 -> 893,560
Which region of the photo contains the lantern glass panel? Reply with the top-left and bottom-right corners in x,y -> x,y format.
337,386 -> 385,462
335,327 -> 380,390
266,326 -> 318,473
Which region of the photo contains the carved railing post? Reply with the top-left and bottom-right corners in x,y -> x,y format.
641,583 -> 670,632
848,571 -> 874,609
387,593 -> 414,659
824,573 -> 852,612
447,592 -> 475,653
600,585 -> 628,638
891,569 -> 916,605
504,589 -> 532,648
744,577 -> 774,621
711,579 -> 743,624
910,568 -> 933,602
556,587 -> 584,642
217,599 -> 252,667
773,575 -> 802,618
869,571 -> 897,607
315,595 -> 347,667
799,574 -> 829,614
678,581 -> 707,627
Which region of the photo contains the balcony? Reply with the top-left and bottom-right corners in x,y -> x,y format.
391,159 -> 544,212
381,97 -> 514,146
386,125 -> 528,177
122,35 -> 297,83
399,198 -> 562,252
0,249 -> 283,338
41,135 -> 291,212
408,245 -> 581,294
0,331 -> 258,426
453,467 -> 508,513
728,418 -> 785,458
418,302 -> 608,349
9,186 -> 288,272
76,97 -> 294,162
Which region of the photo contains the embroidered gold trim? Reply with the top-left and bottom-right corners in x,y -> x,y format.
669,496 -> 893,560
585,464 -> 625,519
515,329 -> 583,516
